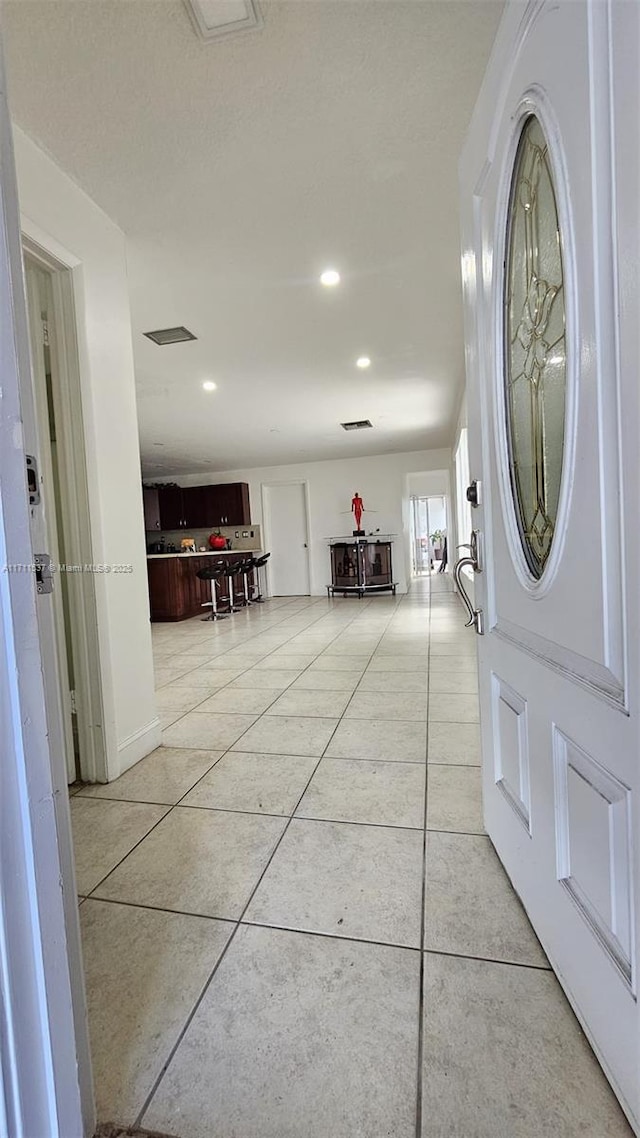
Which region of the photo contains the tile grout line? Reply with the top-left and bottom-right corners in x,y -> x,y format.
156,595 -> 392,807
83,895 -> 552,970
82,595 -> 395,902
81,798 -> 429,833
159,593 -> 390,744
133,596 -> 401,1128
415,571 -> 434,1138
154,595 -> 358,727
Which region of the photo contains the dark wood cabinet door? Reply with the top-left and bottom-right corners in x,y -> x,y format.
158,485 -> 184,529
182,486 -> 208,529
143,486 -> 161,531
198,485 -> 224,529
219,482 -> 251,526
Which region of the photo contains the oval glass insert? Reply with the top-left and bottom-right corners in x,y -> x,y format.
504,115 -> 566,579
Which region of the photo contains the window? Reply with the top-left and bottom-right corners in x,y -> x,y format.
503,114 -> 566,578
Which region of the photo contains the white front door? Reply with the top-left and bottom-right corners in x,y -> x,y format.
460,0 -> 639,1130
263,481 -> 310,596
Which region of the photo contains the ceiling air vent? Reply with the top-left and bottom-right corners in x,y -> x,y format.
143,326 -> 197,346
184,0 -> 262,41
341,419 -> 373,431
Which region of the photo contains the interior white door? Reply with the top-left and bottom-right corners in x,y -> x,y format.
460,0 -> 638,1130
263,482 -> 310,596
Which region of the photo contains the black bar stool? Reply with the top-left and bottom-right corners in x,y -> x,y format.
196,563 -> 229,621
251,552 -> 271,603
240,557 -> 256,606
225,560 -> 244,613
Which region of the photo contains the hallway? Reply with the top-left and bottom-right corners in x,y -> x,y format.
70,577 -> 630,1137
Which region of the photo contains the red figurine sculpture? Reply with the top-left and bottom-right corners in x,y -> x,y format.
351,492 -> 364,533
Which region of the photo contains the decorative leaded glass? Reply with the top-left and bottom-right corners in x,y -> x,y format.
504,115 -> 566,578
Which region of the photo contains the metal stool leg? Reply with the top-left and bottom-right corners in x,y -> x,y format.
201,573 -> 228,620
228,573 -> 241,613
253,562 -> 264,603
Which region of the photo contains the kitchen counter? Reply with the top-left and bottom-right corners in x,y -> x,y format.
147,548 -> 262,559
146,549 -> 262,621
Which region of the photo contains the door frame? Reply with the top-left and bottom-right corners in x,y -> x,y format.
22,239 -> 107,785
260,479 -> 311,596
0,52 -> 93,1137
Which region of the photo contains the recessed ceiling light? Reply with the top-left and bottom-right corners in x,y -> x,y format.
202,380 -> 217,392
320,269 -> 340,287
356,356 -> 371,369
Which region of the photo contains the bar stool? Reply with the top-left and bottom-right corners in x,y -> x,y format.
196,563 -> 229,621
240,557 -> 256,607
251,552 -> 271,603
225,560 -> 245,613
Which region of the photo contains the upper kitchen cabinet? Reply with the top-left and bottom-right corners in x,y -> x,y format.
150,482 -> 251,530
143,486 -> 161,531
215,482 -> 251,526
157,484 -> 186,529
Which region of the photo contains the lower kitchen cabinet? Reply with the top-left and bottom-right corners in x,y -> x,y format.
147,554 -> 255,621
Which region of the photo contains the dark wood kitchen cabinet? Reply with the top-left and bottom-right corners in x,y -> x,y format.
215,482 -> 251,526
150,482 -> 251,530
147,554 -> 255,621
157,485 -> 185,529
143,486 -> 161,531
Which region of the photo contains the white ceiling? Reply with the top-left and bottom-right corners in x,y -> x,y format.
3,0 -> 503,476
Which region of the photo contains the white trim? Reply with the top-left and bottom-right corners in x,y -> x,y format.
117,717 -> 163,777
0,46 -> 91,1137
22,240 -> 110,784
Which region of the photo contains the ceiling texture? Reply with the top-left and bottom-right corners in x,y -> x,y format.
3,0 -> 503,476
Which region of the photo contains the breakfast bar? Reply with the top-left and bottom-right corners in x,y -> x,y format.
146,550 -> 261,620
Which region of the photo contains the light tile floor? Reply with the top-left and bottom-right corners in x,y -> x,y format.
71,575 -> 632,1136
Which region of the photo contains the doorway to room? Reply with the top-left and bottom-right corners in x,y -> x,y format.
410,494 -> 448,576
261,480 -> 311,595
22,246 -> 106,786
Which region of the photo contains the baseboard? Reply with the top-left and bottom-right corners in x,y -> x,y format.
116,717 -> 162,777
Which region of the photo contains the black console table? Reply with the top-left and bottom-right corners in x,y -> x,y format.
327,537 -> 396,598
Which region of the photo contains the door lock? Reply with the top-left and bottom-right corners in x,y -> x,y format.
466,479 -> 481,508
26,455 -> 40,506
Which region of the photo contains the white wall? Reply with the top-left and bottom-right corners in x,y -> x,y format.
407,469 -> 451,498
163,449 -> 452,595
13,127 -> 159,778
